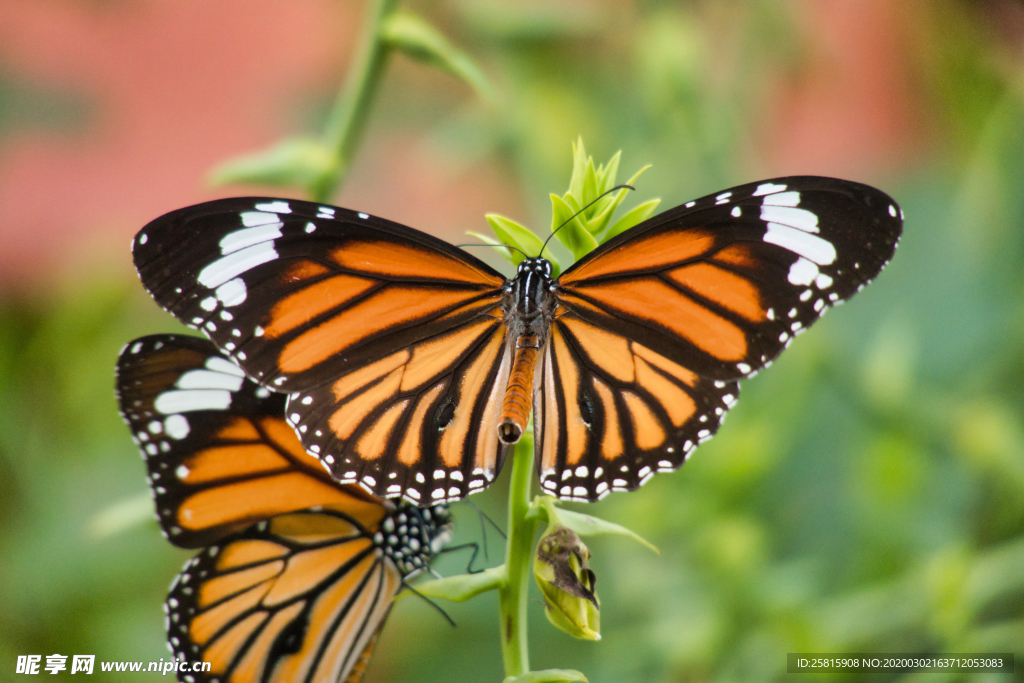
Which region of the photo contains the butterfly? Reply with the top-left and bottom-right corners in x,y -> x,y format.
116,334 -> 453,683
132,176 -> 902,504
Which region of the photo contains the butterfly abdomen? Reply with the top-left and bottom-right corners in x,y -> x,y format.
498,336 -> 540,444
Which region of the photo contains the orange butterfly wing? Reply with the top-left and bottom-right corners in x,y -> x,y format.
117,335 -> 452,683
116,334 -> 385,547
133,199 -> 512,501
541,177 -> 902,499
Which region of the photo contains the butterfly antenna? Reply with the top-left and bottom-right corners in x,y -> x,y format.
455,243 -> 531,258
539,184 -> 635,259
402,581 -> 457,627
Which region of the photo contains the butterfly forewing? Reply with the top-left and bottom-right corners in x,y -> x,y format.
535,313 -> 740,500
116,334 -> 387,547
133,199 -> 511,501
558,176 -> 902,381
547,176 -> 902,499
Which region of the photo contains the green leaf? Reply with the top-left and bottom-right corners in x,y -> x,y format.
379,10 -> 495,104
597,150 -> 621,192
465,231 -> 514,267
621,163 -> 654,191
502,669 -> 588,683
601,199 -> 662,243
569,137 -> 588,200
582,157 -> 598,207
550,193 -> 598,261
207,138 -> 335,190
485,215 -> 540,263
538,497 -> 659,554
401,566 -> 504,602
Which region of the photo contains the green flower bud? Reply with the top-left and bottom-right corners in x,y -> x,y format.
534,526 -> 600,640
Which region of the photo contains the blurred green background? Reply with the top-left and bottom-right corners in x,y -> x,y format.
2,1 -> 1024,681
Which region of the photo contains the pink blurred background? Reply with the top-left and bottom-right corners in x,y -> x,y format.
0,0 -> 937,291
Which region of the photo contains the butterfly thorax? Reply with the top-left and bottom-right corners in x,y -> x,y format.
507,257 -> 555,336
374,502 -> 452,577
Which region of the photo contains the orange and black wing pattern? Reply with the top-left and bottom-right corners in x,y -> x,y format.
116,334 -> 386,548
133,199 -> 512,502
544,176 -> 902,499
116,334 -> 453,683
165,508 -> 401,683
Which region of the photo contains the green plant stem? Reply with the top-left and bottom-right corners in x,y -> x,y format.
499,435 -> 539,677
311,0 -> 399,202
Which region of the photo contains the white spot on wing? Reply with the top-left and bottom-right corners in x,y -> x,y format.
176,369 -> 243,391
155,389 -> 232,414
762,191 -> 800,207
753,183 -> 787,196
255,201 -> 291,213
765,224 -> 836,265
358,212 -> 369,219
239,211 -> 281,227
761,205 -> 819,233
787,257 -> 819,286
205,356 -> 245,377
731,206 -> 741,217
221,223 -> 282,255
198,242 -> 278,289
164,414 -> 190,440
216,278 -> 247,307
815,273 -> 833,289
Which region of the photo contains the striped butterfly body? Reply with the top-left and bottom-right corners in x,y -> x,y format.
116,334 -> 451,683
133,176 -> 902,503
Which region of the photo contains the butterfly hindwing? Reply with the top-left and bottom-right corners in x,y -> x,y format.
535,313 -> 739,500
166,508 -> 400,683
558,176 -> 902,381
288,313 -> 512,503
116,334 -> 387,548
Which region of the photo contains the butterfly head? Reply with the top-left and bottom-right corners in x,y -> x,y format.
511,258 -> 555,326
517,258 -> 552,277
377,502 -> 453,576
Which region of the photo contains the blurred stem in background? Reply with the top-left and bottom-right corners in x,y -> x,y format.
313,0 -> 399,202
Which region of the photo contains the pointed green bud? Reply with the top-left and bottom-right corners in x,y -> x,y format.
534,526 -> 600,640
